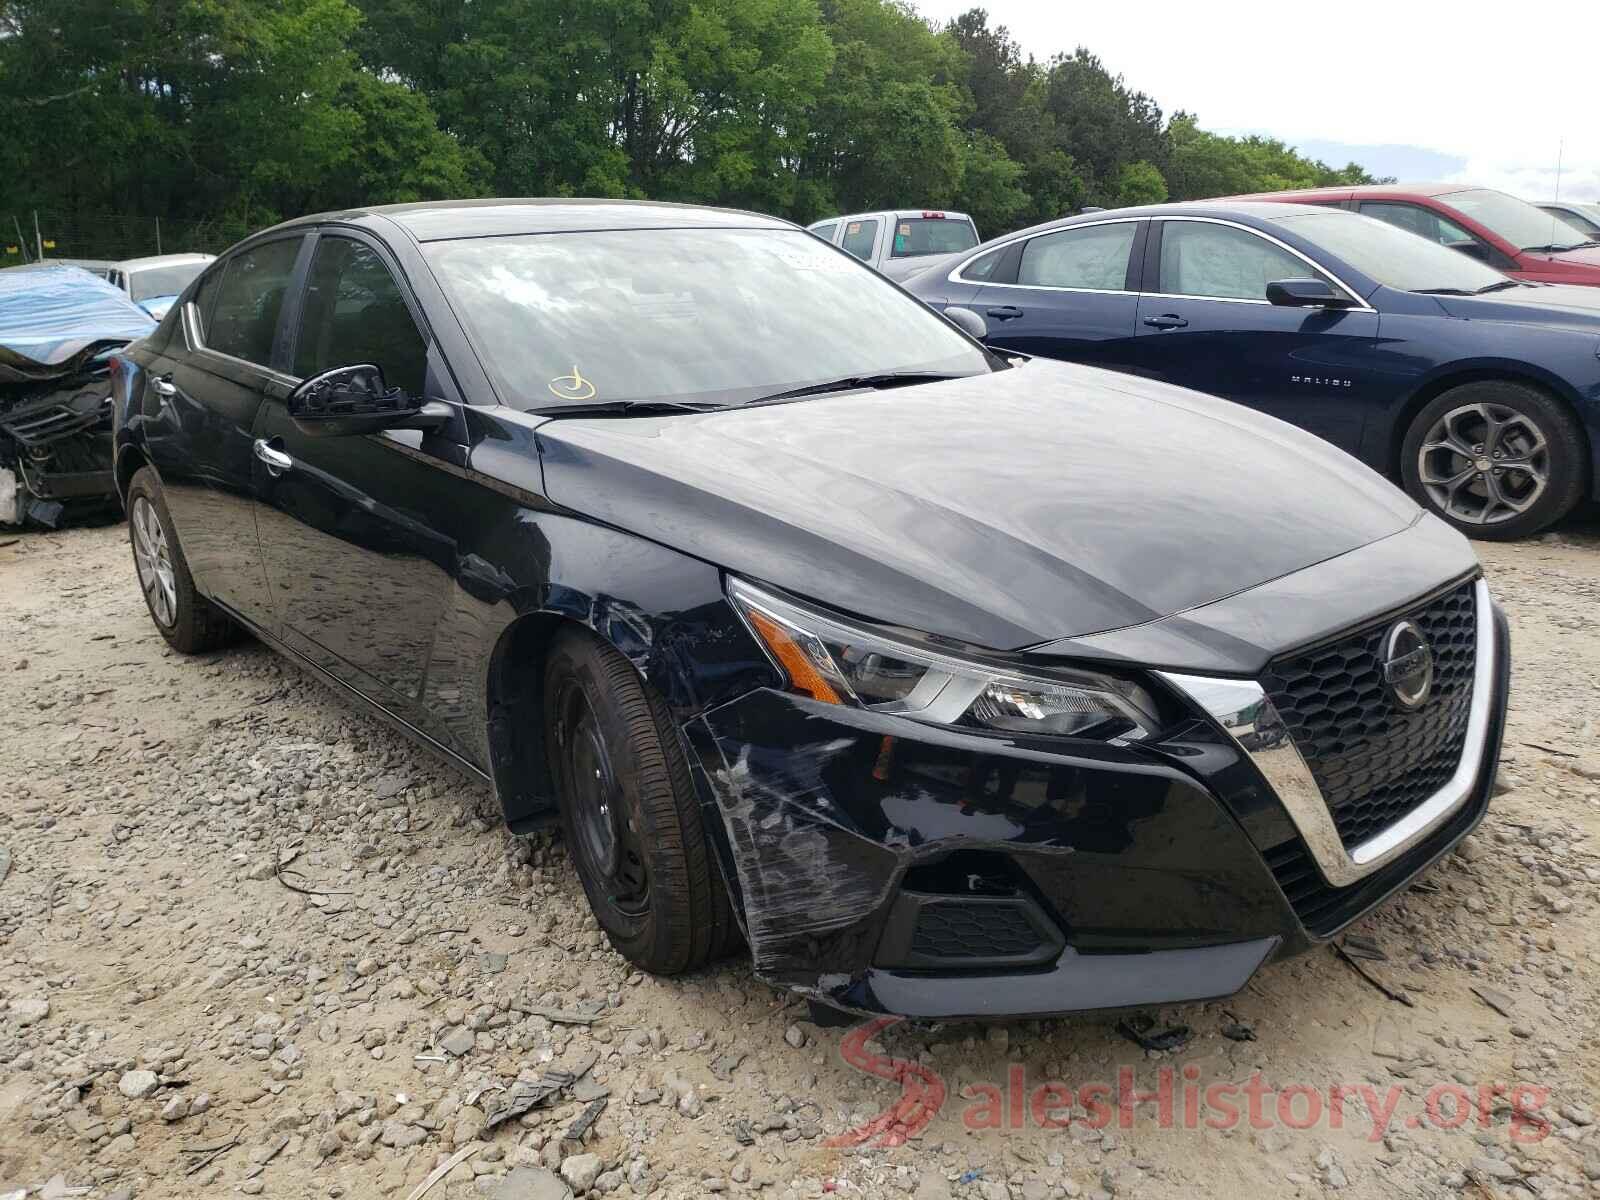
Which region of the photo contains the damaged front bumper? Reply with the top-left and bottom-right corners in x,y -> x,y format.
0,376 -> 118,528
683,604 -> 1509,1021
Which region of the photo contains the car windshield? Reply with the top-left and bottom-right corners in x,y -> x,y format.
1442,188 -> 1591,252
889,217 -> 979,258
423,227 -> 991,410
1272,210 -> 1509,294
128,262 -> 207,301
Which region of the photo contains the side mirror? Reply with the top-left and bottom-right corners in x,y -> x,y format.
943,305 -> 989,340
286,364 -> 451,438
1265,278 -> 1351,308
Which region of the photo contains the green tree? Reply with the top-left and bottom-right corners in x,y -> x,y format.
1116,160 -> 1168,206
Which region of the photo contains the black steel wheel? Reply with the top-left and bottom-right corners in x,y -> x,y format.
543,627 -> 738,974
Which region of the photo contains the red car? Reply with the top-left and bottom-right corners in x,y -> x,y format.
1231,183 -> 1600,286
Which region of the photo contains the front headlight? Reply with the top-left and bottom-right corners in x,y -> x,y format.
728,577 -> 1161,742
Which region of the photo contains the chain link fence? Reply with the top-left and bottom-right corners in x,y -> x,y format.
2,211 -> 255,266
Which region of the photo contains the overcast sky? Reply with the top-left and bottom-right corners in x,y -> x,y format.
913,0 -> 1599,202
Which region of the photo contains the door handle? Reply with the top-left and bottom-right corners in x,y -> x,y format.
1143,314 -> 1189,330
985,305 -> 1024,321
151,374 -> 177,396
253,438 -> 292,477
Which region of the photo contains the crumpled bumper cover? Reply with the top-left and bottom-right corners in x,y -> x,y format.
683,609 -> 1506,1020
684,690 -> 1303,1019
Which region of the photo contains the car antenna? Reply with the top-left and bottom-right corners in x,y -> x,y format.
1549,137 -> 1565,252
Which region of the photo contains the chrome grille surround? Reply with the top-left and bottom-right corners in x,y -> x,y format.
1160,578 -> 1494,889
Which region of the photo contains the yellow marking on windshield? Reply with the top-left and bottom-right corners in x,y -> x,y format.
549,366 -> 596,402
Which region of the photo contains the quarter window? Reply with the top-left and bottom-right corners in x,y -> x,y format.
1159,221 -> 1325,301
961,246 -> 1009,282
293,237 -> 428,397
1018,224 -> 1136,290
840,219 -> 878,261
205,237 -> 303,366
1360,202 -> 1476,248
810,222 -> 838,243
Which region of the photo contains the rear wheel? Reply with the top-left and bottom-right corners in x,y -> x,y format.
126,467 -> 238,653
1400,381 -> 1586,540
543,628 -> 738,974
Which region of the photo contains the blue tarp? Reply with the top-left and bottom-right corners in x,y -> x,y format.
0,263 -> 157,383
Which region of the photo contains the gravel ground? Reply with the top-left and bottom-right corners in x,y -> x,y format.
2,514 -> 1598,1200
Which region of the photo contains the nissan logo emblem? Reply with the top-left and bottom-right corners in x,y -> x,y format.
1380,620 -> 1434,710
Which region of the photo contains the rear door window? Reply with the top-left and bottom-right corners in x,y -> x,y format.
840,219 -> 879,262
1018,223 -> 1137,290
293,236 -> 428,397
205,237 -> 303,366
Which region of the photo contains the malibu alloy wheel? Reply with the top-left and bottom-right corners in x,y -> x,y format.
1401,381 -> 1585,540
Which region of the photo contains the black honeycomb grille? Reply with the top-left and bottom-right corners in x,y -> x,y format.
1261,582 -> 1477,851
910,901 -> 1044,961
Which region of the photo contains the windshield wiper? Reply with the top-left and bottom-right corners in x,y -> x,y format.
749,371 -> 970,406
1416,280 -> 1526,297
1523,242 -> 1585,254
538,399 -> 724,417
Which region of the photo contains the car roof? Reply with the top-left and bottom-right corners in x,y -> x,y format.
1227,182 -> 1492,203
118,253 -> 215,270
809,209 -> 975,225
250,198 -> 797,244
977,199 -> 1360,241
40,257 -> 116,269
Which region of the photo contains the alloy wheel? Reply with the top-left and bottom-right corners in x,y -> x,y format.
557,682 -> 651,918
131,495 -> 178,627
1416,401 -> 1549,526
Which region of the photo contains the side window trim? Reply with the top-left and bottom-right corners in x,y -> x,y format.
1146,216 -> 1371,309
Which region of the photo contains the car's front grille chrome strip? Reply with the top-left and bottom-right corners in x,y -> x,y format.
1158,578 -> 1494,889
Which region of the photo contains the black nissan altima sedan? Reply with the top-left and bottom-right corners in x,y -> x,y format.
110,200 -> 1509,1020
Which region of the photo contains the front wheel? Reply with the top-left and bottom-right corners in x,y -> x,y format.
543,628 -> 738,975
1400,381 -> 1586,540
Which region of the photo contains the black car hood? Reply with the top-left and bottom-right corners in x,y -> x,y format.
1432,283 -> 1600,330
536,360 -> 1420,650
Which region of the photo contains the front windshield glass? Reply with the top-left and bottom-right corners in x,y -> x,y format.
128,262 -> 207,301
1272,210 -> 1508,293
424,227 -> 991,410
1443,188 -> 1591,251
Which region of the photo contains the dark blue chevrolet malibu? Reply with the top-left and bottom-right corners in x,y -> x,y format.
906,200 -> 1600,541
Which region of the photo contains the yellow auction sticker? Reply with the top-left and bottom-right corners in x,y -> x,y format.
548,366 -> 596,402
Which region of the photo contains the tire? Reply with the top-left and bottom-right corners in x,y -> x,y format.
1400,381 -> 1587,541
544,627 -> 738,975
126,466 -> 238,653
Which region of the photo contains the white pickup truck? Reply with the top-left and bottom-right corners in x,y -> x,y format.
806,209 -> 980,281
